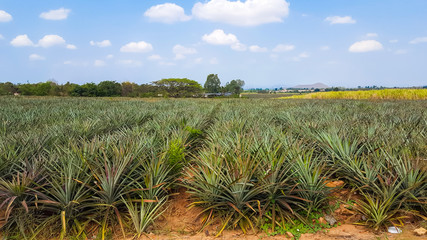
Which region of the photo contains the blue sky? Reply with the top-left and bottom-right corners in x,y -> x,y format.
0,0 -> 426,88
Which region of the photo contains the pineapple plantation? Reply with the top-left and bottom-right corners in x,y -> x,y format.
0,97 -> 426,239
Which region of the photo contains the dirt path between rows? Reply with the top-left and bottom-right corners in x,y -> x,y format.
139,188 -> 426,240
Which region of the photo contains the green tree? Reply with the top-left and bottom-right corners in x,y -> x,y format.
0,82 -> 17,95
153,78 -> 202,97
70,83 -> 98,97
17,82 -> 52,96
61,82 -> 79,96
97,81 -> 122,96
204,74 -> 221,93
225,79 -> 245,94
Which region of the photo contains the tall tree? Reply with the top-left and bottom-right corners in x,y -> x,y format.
153,78 -> 202,97
97,81 -> 122,96
204,74 -> 221,93
0,82 -> 17,95
225,79 -> 245,94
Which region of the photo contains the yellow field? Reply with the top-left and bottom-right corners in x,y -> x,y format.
281,89 -> 427,100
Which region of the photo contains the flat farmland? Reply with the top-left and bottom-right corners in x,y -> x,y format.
0,97 -> 426,239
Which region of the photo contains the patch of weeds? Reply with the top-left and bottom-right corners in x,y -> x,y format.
185,126 -> 203,139
345,200 -> 356,210
260,211 -> 335,240
328,201 -> 341,214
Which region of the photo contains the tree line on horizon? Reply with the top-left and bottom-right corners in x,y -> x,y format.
0,74 -> 244,97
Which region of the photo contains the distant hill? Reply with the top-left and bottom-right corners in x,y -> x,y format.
292,83 -> 329,89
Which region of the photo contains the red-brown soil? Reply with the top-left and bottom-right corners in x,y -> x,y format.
137,187 -> 426,240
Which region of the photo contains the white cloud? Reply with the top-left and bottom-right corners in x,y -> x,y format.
389,39 -> 398,43
40,8 -> 71,20
90,40 -> 112,47
12,34 -> 72,48
0,34 -> 4,40
106,54 -> 114,59
202,29 -> 239,45
64,60 -> 72,65
29,54 -> 45,61
349,40 -> 383,53
249,45 -> 268,53
273,44 -> 295,52
292,52 -> 309,61
94,60 -> 106,67
66,44 -> 77,50
192,0 -> 290,26
231,42 -> 247,51
120,41 -> 153,53
117,59 -> 143,67
38,35 -> 66,48
320,46 -> 330,51
144,3 -> 191,23
365,33 -> 378,38
409,37 -> 427,44
325,16 -> 356,24
148,54 -> 162,61
173,44 -> 197,60
0,10 -> 12,22
10,35 -> 34,47
203,29 -> 248,51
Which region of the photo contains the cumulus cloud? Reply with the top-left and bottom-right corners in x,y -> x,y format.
349,40 -> 383,53
202,29 -> 239,45
0,34 -> 4,40
106,54 -> 114,59
0,10 -> 12,22
325,16 -> 356,24
38,35 -> 66,48
66,44 -> 77,50
273,44 -> 295,52
40,8 -> 71,20
94,60 -> 106,67
10,35 -> 34,47
29,54 -> 45,61
120,41 -> 153,53
409,37 -> 427,44
249,45 -> 267,53
11,34 -> 75,49
202,29 -> 248,51
192,0 -> 290,26
366,33 -> 378,38
173,44 -> 197,60
90,40 -> 112,47
144,3 -> 191,23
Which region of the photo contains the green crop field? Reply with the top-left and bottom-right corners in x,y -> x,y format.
0,97 -> 426,239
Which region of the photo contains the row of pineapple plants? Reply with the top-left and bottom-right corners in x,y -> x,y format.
0,97 -> 426,239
